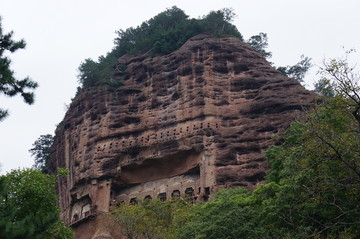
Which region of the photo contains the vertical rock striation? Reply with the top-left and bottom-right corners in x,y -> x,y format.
50,34 -> 314,238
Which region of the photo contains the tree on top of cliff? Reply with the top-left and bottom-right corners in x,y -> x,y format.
78,6 -> 242,88
276,55 -> 312,83
247,32 -> 272,59
0,16 -> 38,121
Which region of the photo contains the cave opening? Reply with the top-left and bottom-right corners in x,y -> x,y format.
158,192 -> 167,202
171,190 -> 181,198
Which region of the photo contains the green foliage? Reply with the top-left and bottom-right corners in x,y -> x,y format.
113,6 -> 241,56
0,169 -> 74,239
200,8 -> 240,39
267,99 -> 359,236
247,32 -> 272,59
78,52 -> 121,88
0,16 -> 38,121
318,49 -> 360,122
111,198 -> 192,239
277,55 -> 312,83
29,134 -> 54,172
179,188 -> 268,239
57,167 -> 69,177
36,221 -> 74,239
114,6 -> 190,56
78,6 -> 242,88
314,78 -> 335,97
264,95 -> 360,238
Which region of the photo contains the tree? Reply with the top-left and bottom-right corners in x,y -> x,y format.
78,7 -> 242,88
313,78 -> 335,97
201,8 -> 240,37
0,17 -> 38,121
111,198 -> 191,239
264,98 -> 360,238
77,58 -> 100,88
178,187 -> 270,239
29,134 -> 54,172
318,49 -> 360,122
0,168 -> 74,239
247,32 -> 272,59
277,55 -> 312,83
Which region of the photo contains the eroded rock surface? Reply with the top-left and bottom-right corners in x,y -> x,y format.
49,34 -> 314,238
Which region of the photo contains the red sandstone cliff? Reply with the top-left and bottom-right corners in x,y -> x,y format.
50,34 -> 314,238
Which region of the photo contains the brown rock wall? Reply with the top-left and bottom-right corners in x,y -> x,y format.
50,34 -> 314,238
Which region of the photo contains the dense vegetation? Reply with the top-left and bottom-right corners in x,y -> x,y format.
111,198 -> 191,239
0,17 -> 38,121
78,6 -> 242,88
111,54 -> 360,239
0,169 -> 74,239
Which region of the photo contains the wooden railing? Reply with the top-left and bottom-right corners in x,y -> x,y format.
69,208 -> 97,227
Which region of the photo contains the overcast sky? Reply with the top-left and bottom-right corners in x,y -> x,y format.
0,0 -> 359,174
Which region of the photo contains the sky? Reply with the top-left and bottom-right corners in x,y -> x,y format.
0,0 -> 359,174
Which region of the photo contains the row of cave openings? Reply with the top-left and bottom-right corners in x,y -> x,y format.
117,186 -> 211,206
69,187 -> 211,226
92,121 -> 220,155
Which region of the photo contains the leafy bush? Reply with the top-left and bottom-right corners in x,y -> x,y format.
111,198 -> 192,239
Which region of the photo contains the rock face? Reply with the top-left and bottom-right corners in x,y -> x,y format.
50,34 -> 314,238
